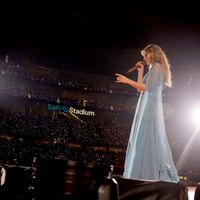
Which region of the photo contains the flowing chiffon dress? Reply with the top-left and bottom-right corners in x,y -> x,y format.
123,62 -> 179,182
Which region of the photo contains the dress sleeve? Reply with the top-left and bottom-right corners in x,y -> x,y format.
146,63 -> 164,93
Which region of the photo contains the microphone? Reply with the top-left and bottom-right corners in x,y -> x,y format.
127,60 -> 147,73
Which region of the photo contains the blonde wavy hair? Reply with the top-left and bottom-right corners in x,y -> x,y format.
141,44 -> 172,87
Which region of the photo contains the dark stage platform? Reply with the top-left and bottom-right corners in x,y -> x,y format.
112,175 -> 189,200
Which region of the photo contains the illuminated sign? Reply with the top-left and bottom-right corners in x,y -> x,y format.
48,104 -> 68,112
48,104 -> 95,116
69,107 -> 95,116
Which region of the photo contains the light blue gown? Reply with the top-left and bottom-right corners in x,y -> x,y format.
123,62 -> 179,182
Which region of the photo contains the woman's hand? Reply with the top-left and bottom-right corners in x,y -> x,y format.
136,61 -> 144,75
115,73 -> 130,84
115,73 -> 146,91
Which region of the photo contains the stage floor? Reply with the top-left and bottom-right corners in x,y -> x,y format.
113,175 -> 191,200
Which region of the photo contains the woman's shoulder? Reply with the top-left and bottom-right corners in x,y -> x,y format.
153,62 -> 161,69
151,62 -> 162,73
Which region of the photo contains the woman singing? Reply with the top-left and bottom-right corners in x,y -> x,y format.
115,44 -> 179,182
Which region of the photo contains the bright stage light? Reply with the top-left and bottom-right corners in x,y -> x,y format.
190,106 -> 200,127
187,187 -> 196,200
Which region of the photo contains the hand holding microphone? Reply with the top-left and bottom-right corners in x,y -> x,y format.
127,60 -> 146,73
115,60 -> 146,85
